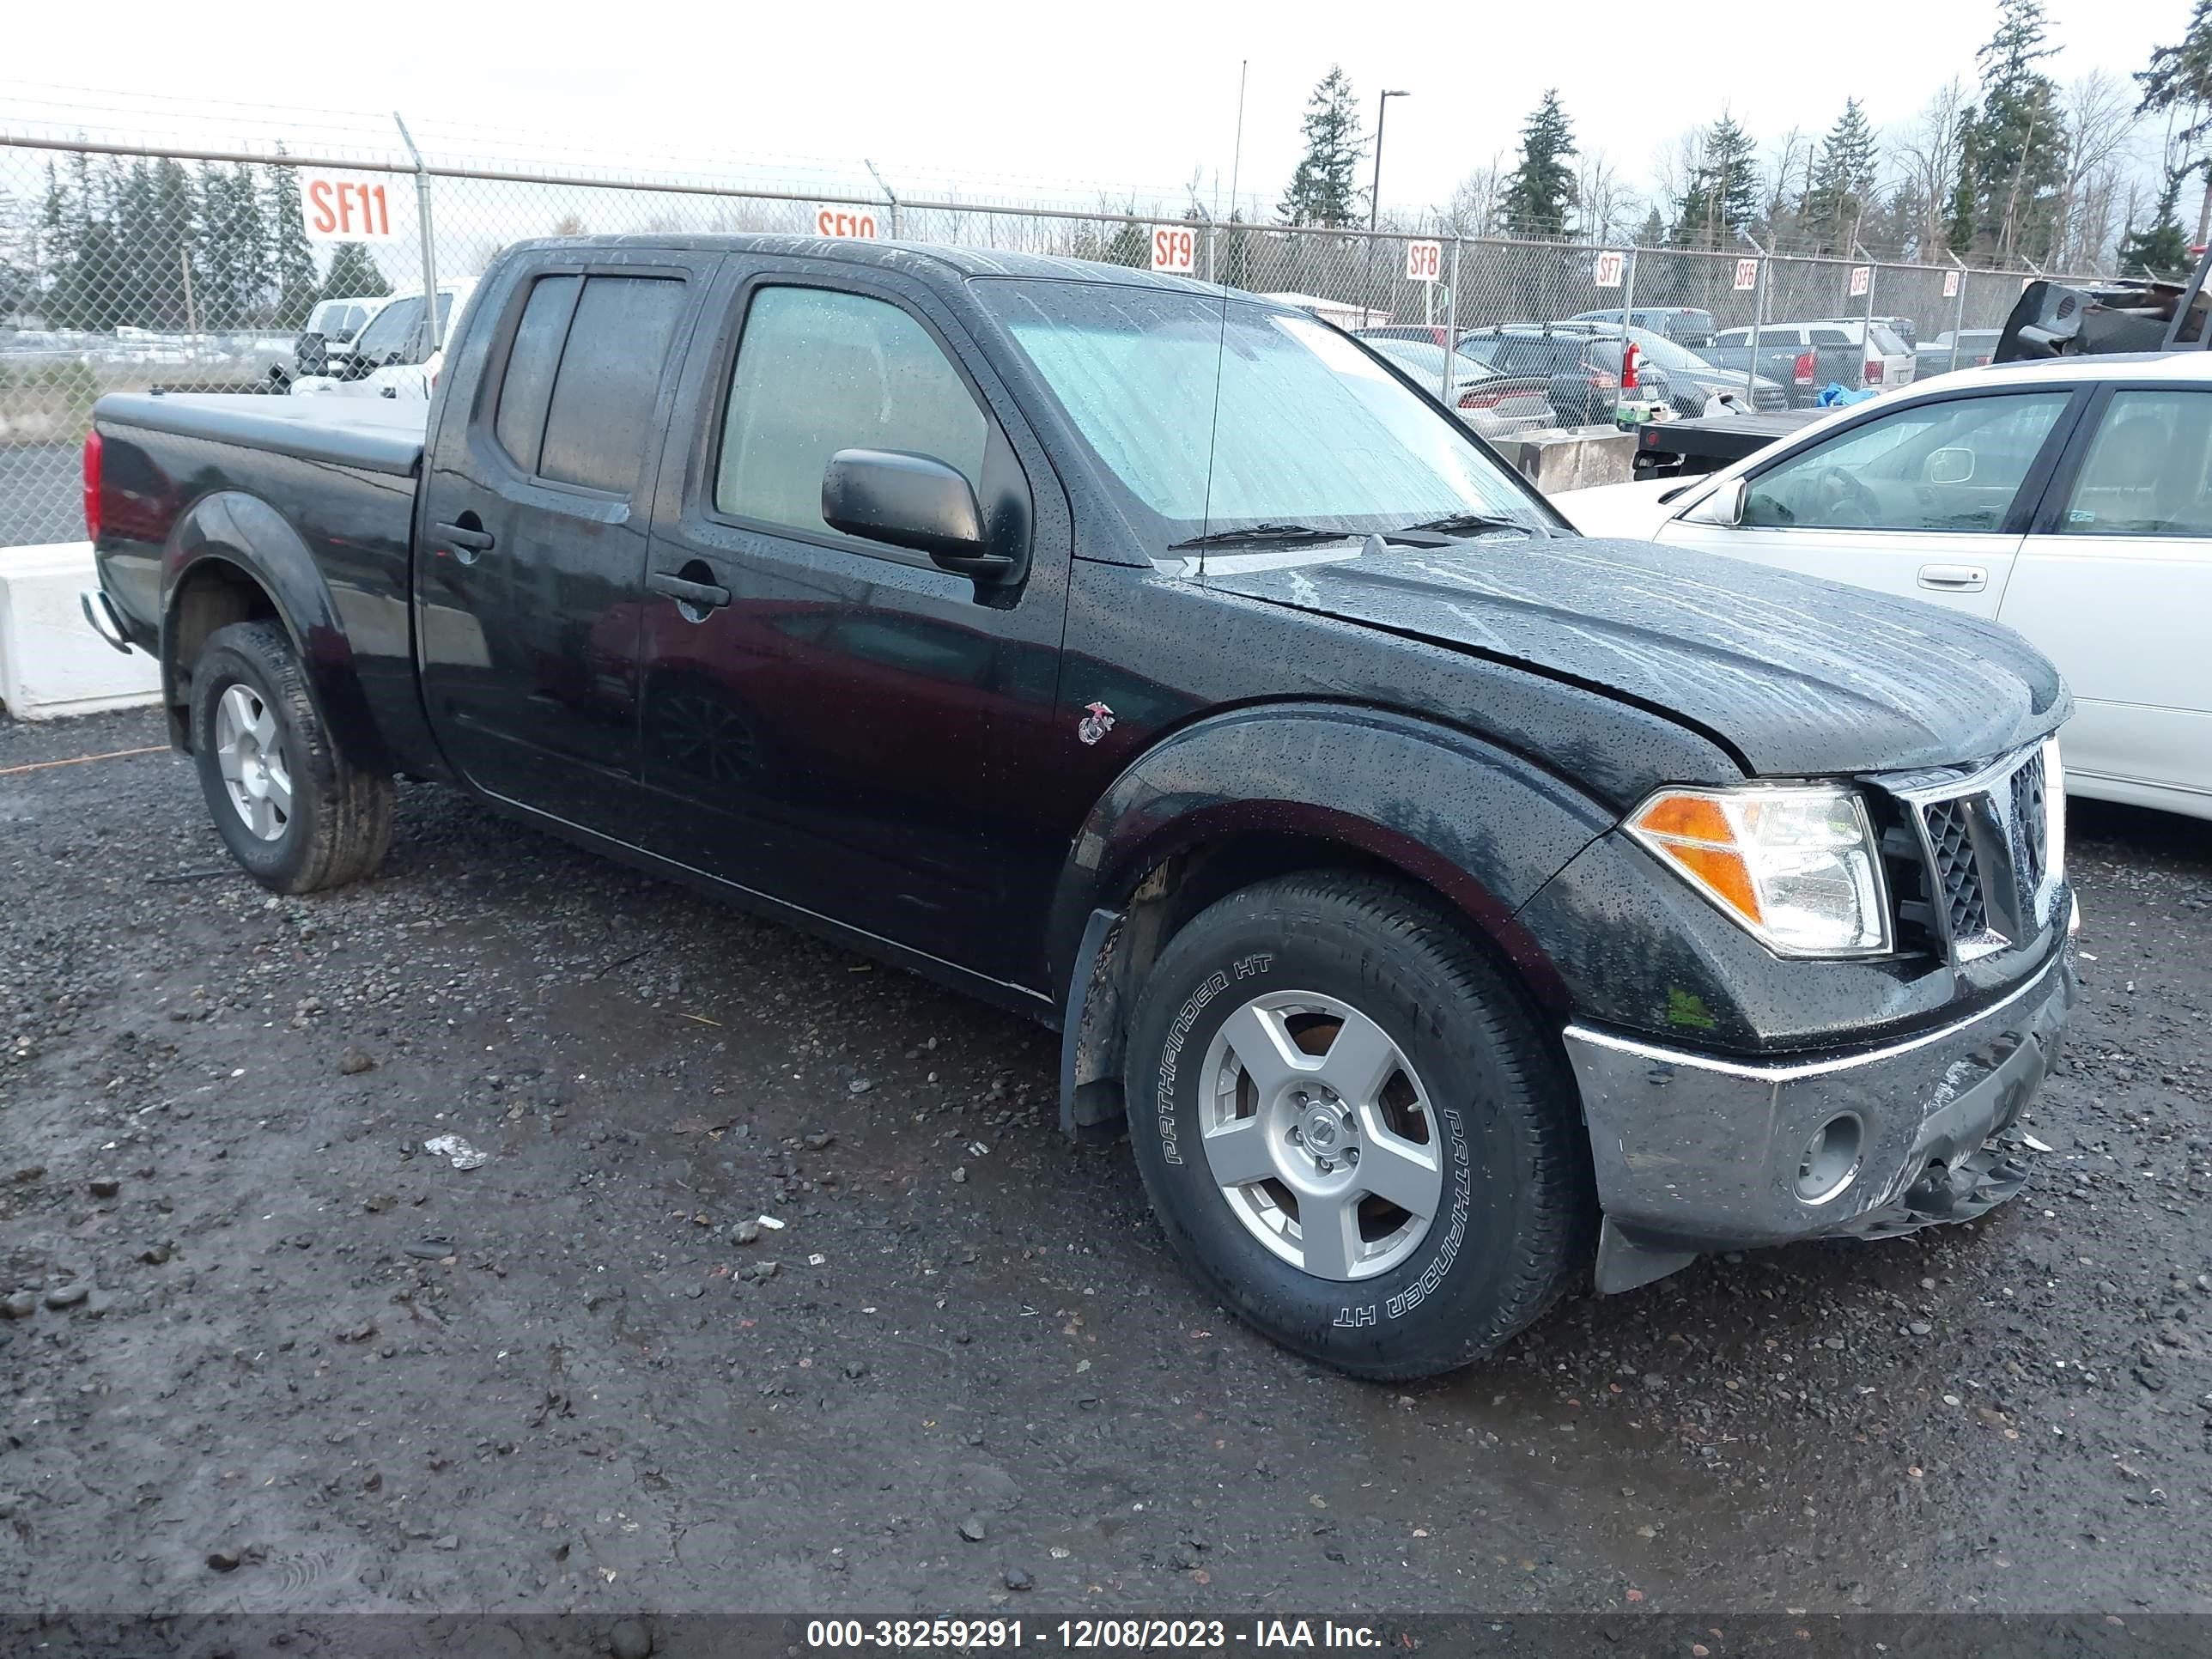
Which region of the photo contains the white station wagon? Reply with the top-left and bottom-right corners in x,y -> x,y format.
1566,353 -> 2212,823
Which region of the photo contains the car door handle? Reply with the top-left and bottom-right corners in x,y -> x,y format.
434,522 -> 495,552
1917,563 -> 1988,591
647,571 -> 731,610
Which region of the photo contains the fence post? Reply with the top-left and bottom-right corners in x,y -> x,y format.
392,113 -> 441,351
1614,244 -> 1639,421
864,160 -> 901,240
1442,238 -> 1461,402
1744,237 -> 1768,402
1856,242 -> 1878,385
1948,257 -> 1969,373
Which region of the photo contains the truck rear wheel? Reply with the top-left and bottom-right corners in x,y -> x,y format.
189,621 -> 392,894
1123,873 -> 1591,1380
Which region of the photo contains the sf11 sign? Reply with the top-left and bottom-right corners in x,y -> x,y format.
1593,249 -> 1626,289
300,172 -> 399,243
816,208 -> 878,240
1406,240 -> 1443,283
1849,264 -> 1872,298
1733,258 -> 1759,291
1152,226 -> 1197,274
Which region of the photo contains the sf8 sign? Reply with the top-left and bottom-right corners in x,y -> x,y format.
1152,226 -> 1198,273
1406,240 -> 1443,283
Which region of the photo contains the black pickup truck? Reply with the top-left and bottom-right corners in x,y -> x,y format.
81,235 -> 2077,1380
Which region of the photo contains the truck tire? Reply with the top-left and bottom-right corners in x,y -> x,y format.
189,621 -> 393,894
1123,873 -> 1591,1380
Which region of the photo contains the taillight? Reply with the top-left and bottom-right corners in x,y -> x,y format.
1458,389 -> 1506,410
1589,373 -> 1619,392
1864,359 -> 1885,385
1793,351 -> 1814,386
82,429 -> 103,543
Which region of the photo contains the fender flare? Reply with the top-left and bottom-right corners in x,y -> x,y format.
1048,702 -> 1618,1128
161,490 -> 392,774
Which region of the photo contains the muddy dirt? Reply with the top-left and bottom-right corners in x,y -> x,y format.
3,708 -> 2207,1619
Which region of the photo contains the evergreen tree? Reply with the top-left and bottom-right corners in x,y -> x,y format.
1674,115 -> 1761,248
1497,89 -> 1577,237
1278,67 -> 1365,228
1219,208 -> 1253,291
2117,167 -> 2193,276
267,154 -> 319,327
1968,0 -> 2068,258
1105,205 -> 1149,269
1947,110 -> 1980,256
1801,100 -> 1880,252
196,163 -> 272,327
2139,0 -> 2212,148
320,241 -> 391,301
113,159 -> 198,331
1638,205 -> 1666,246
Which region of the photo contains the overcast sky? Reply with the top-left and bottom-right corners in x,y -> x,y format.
5,0 -> 2186,216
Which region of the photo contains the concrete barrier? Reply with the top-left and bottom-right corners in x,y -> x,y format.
0,543 -> 162,720
1501,426 -> 1639,495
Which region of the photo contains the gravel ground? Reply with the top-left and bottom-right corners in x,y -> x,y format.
2,707 -> 2207,1619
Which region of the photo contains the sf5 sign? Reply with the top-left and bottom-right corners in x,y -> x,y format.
1152,225 -> 1198,273
300,172 -> 399,243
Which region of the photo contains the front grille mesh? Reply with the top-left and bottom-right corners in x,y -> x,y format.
1922,797 -> 1987,938
2009,749 -> 2048,893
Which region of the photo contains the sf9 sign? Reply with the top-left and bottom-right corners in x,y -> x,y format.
1152,226 -> 1198,273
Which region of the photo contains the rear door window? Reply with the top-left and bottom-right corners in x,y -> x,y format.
2058,390 -> 2212,537
536,276 -> 688,494
1809,326 -> 1853,347
492,275 -> 580,474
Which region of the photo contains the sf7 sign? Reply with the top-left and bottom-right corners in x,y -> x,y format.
1592,249 -> 1626,289
299,172 -> 398,243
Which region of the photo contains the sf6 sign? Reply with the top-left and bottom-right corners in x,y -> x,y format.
1406,240 -> 1443,283
816,208 -> 879,240
1152,225 -> 1197,273
300,172 -> 398,243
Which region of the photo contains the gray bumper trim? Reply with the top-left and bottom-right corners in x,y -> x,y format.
80,588 -> 135,655
1565,951 -> 2075,1278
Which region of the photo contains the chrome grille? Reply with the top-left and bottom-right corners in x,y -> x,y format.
2009,749 -> 2048,893
1921,797 -> 1987,938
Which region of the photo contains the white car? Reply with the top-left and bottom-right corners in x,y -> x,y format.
290,283 -> 474,399
1563,355 -> 2212,821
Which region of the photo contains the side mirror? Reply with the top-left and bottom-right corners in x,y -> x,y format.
1924,446 -> 1976,485
822,448 -> 1015,580
1685,476 -> 1747,526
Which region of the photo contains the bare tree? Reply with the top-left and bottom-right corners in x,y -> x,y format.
1892,79 -> 1972,264
1763,127 -> 1814,245
2051,70 -> 2142,269
1438,155 -> 1505,236
1574,149 -> 1637,243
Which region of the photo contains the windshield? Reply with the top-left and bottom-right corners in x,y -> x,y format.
1617,326 -> 1724,374
354,295 -> 421,357
978,280 -> 1548,544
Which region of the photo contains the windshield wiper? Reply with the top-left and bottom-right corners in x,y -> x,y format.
1167,522 -> 1352,551
1394,512 -> 1537,538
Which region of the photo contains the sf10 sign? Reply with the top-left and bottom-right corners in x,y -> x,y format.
1593,249 -> 1626,289
1152,225 -> 1198,273
816,208 -> 879,240
1942,269 -> 1961,299
1406,240 -> 1444,283
1733,258 -> 1759,291
300,172 -> 399,243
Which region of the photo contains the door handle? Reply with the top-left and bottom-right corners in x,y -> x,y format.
434,522 -> 495,555
1917,562 -> 1988,592
647,570 -> 731,611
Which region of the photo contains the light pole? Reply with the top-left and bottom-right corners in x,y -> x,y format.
1364,88 -> 1409,326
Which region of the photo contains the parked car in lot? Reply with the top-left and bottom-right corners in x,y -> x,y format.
290,293 -> 387,380
1362,337 -> 1560,437
1707,319 -> 1915,404
1355,324 -> 1459,349
82,234 -> 2077,1379
1917,328 -> 2003,376
1823,313 -> 1920,349
1549,322 -> 1789,416
289,284 -> 471,395
1569,307 -> 1717,349
1560,354 -> 2211,821
1457,324 -> 1673,424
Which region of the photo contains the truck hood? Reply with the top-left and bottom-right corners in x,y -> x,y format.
1201,535 -> 2067,778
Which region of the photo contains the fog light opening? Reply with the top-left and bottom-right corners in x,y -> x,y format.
1796,1114 -> 1864,1205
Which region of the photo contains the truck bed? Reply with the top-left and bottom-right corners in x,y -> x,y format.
1632,408 -> 1823,477
97,391 -> 428,477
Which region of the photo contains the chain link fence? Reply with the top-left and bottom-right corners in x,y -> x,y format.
2,129 -> 2094,544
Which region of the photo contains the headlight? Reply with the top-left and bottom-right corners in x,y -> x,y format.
1627,785 -> 1892,957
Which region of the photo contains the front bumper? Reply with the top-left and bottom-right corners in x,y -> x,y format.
1564,949 -> 2076,1291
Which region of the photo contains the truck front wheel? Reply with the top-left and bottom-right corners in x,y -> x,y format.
1123,873 -> 1591,1380
189,621 -> 392,894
